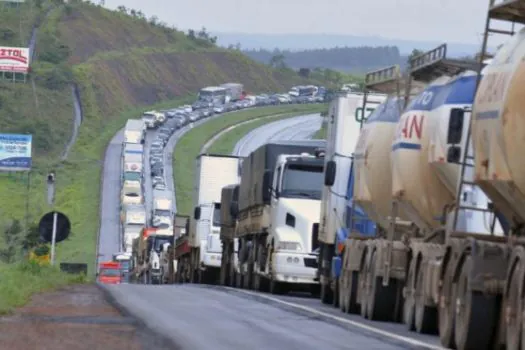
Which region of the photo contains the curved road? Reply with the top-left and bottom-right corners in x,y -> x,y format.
100,112 -> 443,349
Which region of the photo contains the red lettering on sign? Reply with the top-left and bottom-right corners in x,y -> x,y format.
400,115 -> 424,139
0,48 -> 28,64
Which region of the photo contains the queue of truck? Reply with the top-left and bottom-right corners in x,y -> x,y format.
164,3 -> 525,349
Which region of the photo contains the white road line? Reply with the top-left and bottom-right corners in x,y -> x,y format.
226,288 -> 449,350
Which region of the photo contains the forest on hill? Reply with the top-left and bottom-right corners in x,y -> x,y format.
242,46 -> 407,74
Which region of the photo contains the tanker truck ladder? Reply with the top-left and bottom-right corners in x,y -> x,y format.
360,64 -> 403,125
449,0 -> 523,239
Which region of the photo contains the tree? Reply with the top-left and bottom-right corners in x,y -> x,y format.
269,54 -> 286,69
407,49 -> 424,65
129,9 -> 136,17
149,15 -> 158,26
298,68 -> 310,78
21,222 -> 40,251
187,29 -> 195,40
116,5 -> 127,13
0,219 -> 22,263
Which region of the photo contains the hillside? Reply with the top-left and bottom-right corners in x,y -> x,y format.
0,0 -> 325,267
243,47 -> 405,74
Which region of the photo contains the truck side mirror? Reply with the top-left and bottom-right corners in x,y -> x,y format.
194,207 -> 201,220
447,108 -> 464,144
263,170 -> 274,201
324,160 -> 336,186
230,202 -> 239,218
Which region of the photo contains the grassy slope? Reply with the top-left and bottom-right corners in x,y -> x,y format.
0,1 -> 321,264
0,262 -> 86,314
174,104 -> 327,215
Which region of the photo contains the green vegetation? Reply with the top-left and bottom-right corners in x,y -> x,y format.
207,114 -> 306,154
314,125 -> 327,139
174,104 -> 327,215
0,261 -> 87,314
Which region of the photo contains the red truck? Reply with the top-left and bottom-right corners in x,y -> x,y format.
97,261 -> 122,284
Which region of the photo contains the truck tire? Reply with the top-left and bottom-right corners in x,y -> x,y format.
366,250 -> 397,321
229,252 -> 236,287
438,265 -> 456,349
454,256 -> 498,350
320,244 -> 334,304
403,260 -> 416,331
506,259 -> 524,350
341,271 -> 360,314
414,262 -> 437,334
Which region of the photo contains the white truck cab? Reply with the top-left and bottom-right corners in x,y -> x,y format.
261,152 -> 324,284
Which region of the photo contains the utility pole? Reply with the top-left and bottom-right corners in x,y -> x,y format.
46,171 -> 57,265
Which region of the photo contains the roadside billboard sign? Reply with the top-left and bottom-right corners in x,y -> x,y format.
0,133 -> 32,171
0,47 -> 30,73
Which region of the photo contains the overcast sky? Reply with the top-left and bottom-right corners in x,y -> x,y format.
101,0 -> 505,45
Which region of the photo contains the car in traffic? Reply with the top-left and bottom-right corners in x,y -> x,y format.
150,156 -> 162,166
151,163 -> 163,177
152,176 -> 164,187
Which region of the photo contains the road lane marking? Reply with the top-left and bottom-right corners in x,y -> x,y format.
226,287 -> 448,350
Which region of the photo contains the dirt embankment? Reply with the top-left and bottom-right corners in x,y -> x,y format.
0,285 -> 174,350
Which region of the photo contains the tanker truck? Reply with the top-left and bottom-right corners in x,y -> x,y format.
316,89 -> 386,304
226,140 -> 326,293
424,5 -> 525,349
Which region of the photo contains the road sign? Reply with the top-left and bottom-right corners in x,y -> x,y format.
39,211 -> 70,243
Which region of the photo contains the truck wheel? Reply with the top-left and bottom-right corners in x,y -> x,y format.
403,261 -> 416,331
339,273 -> 348,312
342,271 -> 360,314
359,252 -> 370,319
235,268 -> 244,288
229,253 -> 236,287
454,256 -> 498,350
414,262 -> 437,334
333,277 -> 340,308
506,260 -> 524,350
438,265 -> 456,349
270,278 -> 286,295
320,280 -> 333,305
367,251 -> 397,321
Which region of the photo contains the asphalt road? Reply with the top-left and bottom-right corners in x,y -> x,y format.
99,110 -> 443,350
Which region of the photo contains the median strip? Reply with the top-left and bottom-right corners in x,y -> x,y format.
173,104 -> 327,215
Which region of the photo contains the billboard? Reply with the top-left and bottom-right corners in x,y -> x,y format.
0,47 -> 30,73
0,133 -> 32,171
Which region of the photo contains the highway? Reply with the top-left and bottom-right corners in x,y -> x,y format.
99,111 -> 444,349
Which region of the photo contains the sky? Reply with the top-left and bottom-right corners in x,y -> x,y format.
101,0 -> 511,46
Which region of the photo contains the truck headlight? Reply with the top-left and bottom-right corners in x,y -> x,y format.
276,241 -> 302,251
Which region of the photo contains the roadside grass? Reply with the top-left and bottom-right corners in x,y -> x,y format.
0,261 -> 88,315
207,113 -> 312,154
314,125 -> 327,139
0,96 -> 192,269
173,104 -> 327,215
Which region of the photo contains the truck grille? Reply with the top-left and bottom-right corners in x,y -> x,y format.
311,223 -> 319,251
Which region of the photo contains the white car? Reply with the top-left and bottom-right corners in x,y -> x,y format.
121,191 -> 143,205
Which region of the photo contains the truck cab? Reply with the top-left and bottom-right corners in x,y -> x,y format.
112,253 -> 131,283
194,202 -> 222,270
264,151 -> 325,285
98,261 -> 123,284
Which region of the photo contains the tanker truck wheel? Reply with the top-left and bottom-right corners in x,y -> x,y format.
367,250 -> 397,321
359,251 -> 371,319
339,272 -> 348,312
341,271 -> 360,314
228,253 -> 236,287
438,264 -> 456,349
235,267 -> 244,288
403,261 -> 416,331
333,277 -> 339,308
506,260 -> 524,350
414,262 -> 437,334
454,256 -> 498,350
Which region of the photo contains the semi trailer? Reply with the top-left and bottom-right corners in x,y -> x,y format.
222,140 -> 326,293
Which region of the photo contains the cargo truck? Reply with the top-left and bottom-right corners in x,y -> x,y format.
316,91 -> 386,304
151,189 -> 173,224
160,215 -> 190,284
112,252 -> 131,283
220,83 -> 244,102
124,119 -> 145,144
131,226 -> 173,284
120,204 -> 146,253
175,154 -> 241,284
222,140 -> 326,293
97,261 -> 122,284
121,181 -> 143,205
218,184 -> 240,286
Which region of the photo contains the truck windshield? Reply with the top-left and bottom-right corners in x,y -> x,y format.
150,237 -> 172,252
100,268 -> 120,277
124,172 -> 141,181
281,164 -> 323,199
154,209 -> 171,217
213,203 -> 221,227
117,261 -> 130,270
